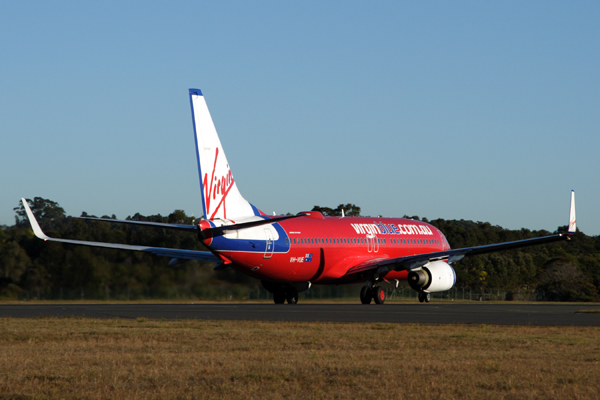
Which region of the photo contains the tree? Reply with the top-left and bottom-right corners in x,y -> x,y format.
0,241 -> 30,282
311,204 -> 361,217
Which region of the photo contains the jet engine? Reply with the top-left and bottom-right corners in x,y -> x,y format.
408,261 -> 456,292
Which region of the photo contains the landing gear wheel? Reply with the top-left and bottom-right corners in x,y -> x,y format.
286,287 -> 298,304
373,287 -> 386,305
418,292 -> 425,303
274,292 -> 285,304
424,292 -> 431,303
360,286 -> 372,304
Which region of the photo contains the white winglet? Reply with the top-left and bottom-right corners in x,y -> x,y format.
21,198 -> 51,241
568,190 -> 576,233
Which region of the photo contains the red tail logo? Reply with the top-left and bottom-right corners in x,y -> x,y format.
203,147 -> 235,220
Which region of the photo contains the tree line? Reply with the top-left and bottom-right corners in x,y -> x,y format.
0,198 -> 598,301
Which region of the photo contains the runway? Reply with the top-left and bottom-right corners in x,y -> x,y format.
1,303 -> 600,326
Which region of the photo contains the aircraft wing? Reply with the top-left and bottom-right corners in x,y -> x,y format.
346,191 -> 576,277
345,232 -> 572,277
21,199 -> 219,263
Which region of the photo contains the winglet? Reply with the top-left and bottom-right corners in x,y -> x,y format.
568,190 -> 576,233
21,198 -> 51,241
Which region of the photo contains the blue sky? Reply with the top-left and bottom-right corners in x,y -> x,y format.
2,1 -> 599,235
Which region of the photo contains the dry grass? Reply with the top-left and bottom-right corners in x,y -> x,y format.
0,318 -> 599,399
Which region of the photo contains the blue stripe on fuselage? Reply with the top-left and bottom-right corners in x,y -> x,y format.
208,220 -> 290,253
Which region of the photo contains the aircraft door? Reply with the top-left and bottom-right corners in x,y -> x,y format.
367,233 -> 379,253
264,228 -> 274,259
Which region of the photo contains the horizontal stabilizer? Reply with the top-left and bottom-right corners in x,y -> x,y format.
77,216 -> 197,232
203,212 -> 316,237
79,212 -> 315,238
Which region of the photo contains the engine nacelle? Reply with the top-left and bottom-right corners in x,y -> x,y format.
407,261 -> 456,292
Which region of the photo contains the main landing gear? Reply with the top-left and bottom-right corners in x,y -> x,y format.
273,286 -> 298,304
418,291 -> 431,303
360,286 -> 386,305
262,281 -> 300,304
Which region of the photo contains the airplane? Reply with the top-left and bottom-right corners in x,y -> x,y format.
21,88 -> 577,304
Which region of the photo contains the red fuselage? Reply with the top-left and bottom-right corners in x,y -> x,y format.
206,216 -> 451,285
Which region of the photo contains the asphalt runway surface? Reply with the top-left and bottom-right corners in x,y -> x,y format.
1,303 -> 600,326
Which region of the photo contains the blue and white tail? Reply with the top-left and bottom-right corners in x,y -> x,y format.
189,89 -> 262,221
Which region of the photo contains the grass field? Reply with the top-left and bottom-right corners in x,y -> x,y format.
0,318 -> 599,399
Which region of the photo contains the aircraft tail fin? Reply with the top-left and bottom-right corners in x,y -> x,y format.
189,89 -> 262,220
